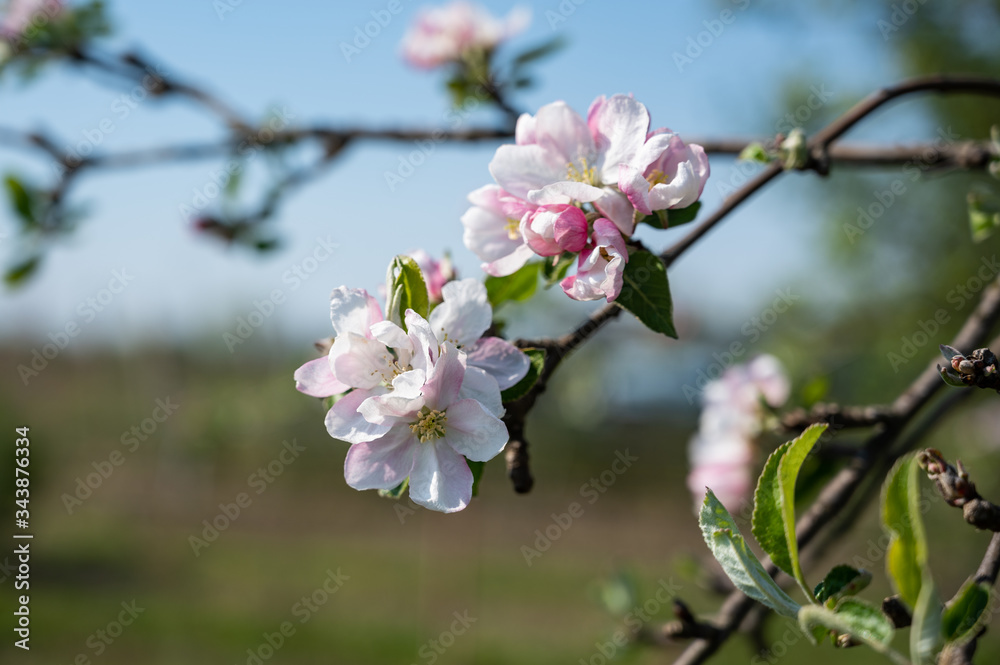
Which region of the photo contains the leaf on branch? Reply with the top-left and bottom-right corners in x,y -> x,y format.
385,255 -> 429,328
798,598 -> 897,654
468,460 -> 485,497
751,423 -> 828,600
881,455 -> 927,608
4,175 -> 36,227
639,202 -> 702,230
814,565 -> 872,605
541,252 -> 575,286
941,579 -> 990,644
4,256 -> 41,286
500,348 -> 545,403
699,489 -> 802,618
615,250 -> 677,338
485,262 -> 539,309
511,36 -> 566,69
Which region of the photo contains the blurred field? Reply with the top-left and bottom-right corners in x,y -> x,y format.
0,346 -> 997,665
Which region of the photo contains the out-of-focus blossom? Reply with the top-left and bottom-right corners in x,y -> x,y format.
401,1 -> 530,69
407,249 -> 455,303
687,355 -> 790,513
0,0 -> 62,39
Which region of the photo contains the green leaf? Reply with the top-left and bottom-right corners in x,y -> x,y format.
500,348 -> 545,403
751,424 -> 827,601
968,191 -> 1000,243
814,565 -> 872,605
942,580 -> 990,644
800,376 -> 829,408
881,455 -> 926,608
4,175 -> 35,226
699,489 -> 801,618
511,36 -> 566,68
378,478 -> 409,500
485,262 -> 539,309
469,460 -> 485,497
615,250 -> 677,338
739,142 -> 774,164
911,572 -> 942,665
541,252 -> 575,286
384,255 -> 429,328
663,201 -> 701,228
4,256 -> 40,286
798,598 -> 898,656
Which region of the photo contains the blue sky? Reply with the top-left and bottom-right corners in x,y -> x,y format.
0,0 -> 916,356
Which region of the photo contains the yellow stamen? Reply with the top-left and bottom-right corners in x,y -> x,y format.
409,408 -> 448,443
566,156 -> 598,186
646,168 -> 669,190
504,217 -> 520,240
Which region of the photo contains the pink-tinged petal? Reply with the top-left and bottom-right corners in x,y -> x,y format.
359,369 -> 426,424
533,100 -> 596,166
489,144 -> 565,201
467,337 -> 530,390
422,342 -> 466,411
552,206 -> 589,253
515,112 -> 537,145
648,160 -> 699,210
461,201 -> 524,265
369,320 -> 411,353
618,163 -> 653,217
294,356 -> 350,398
561,219 -> 628,302
588,94 -> 650,183
594,217 -> 629,256
457,366 -> 504,417
484,243 -> 535,278
328,332 -> 394,390
527,180 -> 604,206
443,398 -> 509,462
325,388 -> 392,444
594,189 -> 637,236
629,131 -> 676,173
329,287 -> 383,338
408,440 -> 473,512
429,279 -> 492,347
404,309 -> 439,371
343,426 -> 418,490
746,355 -> 790,408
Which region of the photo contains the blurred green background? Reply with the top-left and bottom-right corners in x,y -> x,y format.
3,0 -> 1000,663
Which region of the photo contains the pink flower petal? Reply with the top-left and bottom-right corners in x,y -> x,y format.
325,388 -> 392,444
344,426 -> 418,490
466,337 -> 530,389
408,440 -> 473,512
442,398 -> 509,462
293,356 -> 349,398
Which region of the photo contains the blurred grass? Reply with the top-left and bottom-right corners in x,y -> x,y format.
0,347 -> 997,664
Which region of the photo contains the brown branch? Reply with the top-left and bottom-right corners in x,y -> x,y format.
938,532 -> 1000,665
919,449 -> 1000,532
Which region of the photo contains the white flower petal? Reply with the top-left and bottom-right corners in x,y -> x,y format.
407,440 -> 473,512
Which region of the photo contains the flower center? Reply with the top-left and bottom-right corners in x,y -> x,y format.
645,168 -> 669,190
409,407 -> 448,443
504,217 -> 520,240
373,350 -> 409,384
566,157 -> 598,186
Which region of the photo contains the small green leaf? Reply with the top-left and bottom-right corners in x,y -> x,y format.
385,255 -> 429,328
814,565 -> 872,605
4,175 -> 35,226
663,201 -> 701,228
739,142 -> 774,164
881,455 -> 926,608
541,252 -> 575,286
751,424 -> 827,601
378,478 -> 409,499
968,191 -> 1000,243
500,348 -> 545,403
511,37 -> 565,68
4,256 -> 40,286
942,580 -> 990,644
469,460 -> 485,497
615,250 -> 677,338
911,572 -> 942,665
485,262 -> 539,309
798,598 -> 897,655
699,490 -> 801,618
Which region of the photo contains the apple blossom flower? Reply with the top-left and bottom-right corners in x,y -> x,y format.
0,0 -> 62,39
687,355 -> 790,513
520,204 -> 588,257
560,218 -> 628,302
342,340 -> 509,512
618,129 -> 710,217
461,184 -> 538,277
400,1 -> 530,70
407,249 -> 455,303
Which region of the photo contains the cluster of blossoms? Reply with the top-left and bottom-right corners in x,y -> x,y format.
462,94 -> 710,302
0,0 -> 62,42
294,273 -> 530,513
400,0 -> 530,69
686,355 -> 789,513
